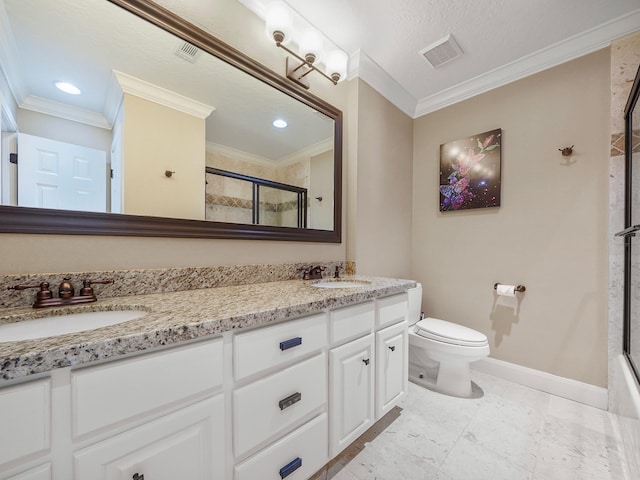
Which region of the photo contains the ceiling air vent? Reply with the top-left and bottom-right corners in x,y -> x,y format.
175,42 -> 200,63
419,34 -> 463,69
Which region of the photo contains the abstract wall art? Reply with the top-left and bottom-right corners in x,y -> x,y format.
439,128 -> 502,211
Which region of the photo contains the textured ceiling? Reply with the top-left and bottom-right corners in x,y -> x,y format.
242,0 -> 640,116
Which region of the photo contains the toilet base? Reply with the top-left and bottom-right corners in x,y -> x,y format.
436,360 -> 472,397
409,362 -> 485,399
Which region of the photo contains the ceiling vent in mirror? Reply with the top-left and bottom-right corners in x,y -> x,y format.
175,41 -> 200,63
419,34 -> 463,69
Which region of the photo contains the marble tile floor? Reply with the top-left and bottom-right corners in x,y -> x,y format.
311,370 -> 630,480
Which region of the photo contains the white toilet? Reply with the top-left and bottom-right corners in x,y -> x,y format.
407,284 -> 490,397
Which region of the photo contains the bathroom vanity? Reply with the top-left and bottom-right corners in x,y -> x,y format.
0,276 -> 413,480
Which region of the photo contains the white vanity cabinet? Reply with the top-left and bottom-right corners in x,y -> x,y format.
72,338 -> 225,480
232,313 -> 329,479
328,294 -> 408,457
73,395 -> 224,480
375,294 -> 409,419
328,301 -> 376,457
0,379 -> 51,480
0,286 -> 411,480
3,465 -> 51,480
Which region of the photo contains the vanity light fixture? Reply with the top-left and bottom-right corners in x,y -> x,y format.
265,1 -> 348,89
272,118 -> 288,128
55,81 -> 81,95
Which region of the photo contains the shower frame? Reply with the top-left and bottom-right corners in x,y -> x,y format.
616,64 -> 640,383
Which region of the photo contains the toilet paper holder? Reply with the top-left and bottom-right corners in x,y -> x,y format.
494,283 -> 526,292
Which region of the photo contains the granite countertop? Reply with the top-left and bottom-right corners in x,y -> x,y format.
0,276 -> 415,383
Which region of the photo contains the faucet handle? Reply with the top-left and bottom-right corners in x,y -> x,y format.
8,282 -> 53,301
79,279 -> 114,297
298,266 -> 311,280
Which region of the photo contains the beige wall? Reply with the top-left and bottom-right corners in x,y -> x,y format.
352,80 -> 414,278
122,94 -> 205,220
309,150 -> 333,230
0,0 -> 348,275
412,49 -> 611,387
16,109 -> 112,153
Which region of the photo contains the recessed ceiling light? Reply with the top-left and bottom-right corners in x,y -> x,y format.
55,81 -> 81,95
273,119 -> 288,128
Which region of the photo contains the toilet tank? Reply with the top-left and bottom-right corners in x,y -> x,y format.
407,283 -> 422,325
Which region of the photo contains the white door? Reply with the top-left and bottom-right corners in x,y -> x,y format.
17,133 -> 106,212
329,333 -> 374,457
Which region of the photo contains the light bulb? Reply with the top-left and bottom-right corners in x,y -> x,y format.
55,81 -> 81,95
299,29 -> 323,65
265,1 -> 292,45
325,50 -> 348,83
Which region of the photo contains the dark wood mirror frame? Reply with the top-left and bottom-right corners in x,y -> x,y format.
0,0 -> 342,243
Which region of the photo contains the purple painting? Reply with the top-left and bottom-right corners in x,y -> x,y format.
439,128 -> 501,211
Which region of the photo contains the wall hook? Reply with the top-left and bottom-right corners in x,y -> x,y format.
165,170 -> 175,178
558,145 -> 574,156
315,196 -> 323,202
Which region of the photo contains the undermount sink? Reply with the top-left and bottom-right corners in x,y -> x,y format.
0,310 -> 148,342
311,280 -> 371,289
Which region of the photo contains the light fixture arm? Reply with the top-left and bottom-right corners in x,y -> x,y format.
274,36 -> 339,87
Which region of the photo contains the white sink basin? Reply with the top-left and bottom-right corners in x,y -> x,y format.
311,280 -> 371,289
0,310 -> 148,342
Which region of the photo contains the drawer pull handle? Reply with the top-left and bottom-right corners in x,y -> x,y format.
280,337 -> 302,351
388,345 -> 396,352
362,358 -> 370,366
279,457 -> 302,479
279,391 -> 302,410
132,474 -> 144,480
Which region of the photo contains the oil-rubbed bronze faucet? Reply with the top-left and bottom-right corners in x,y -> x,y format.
309,266 -> 325,280
8,278 -> 114,308
299,266 -> 326,280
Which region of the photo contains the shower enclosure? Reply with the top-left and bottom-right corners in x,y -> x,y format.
616,64 -> 640,382
205,167 -> 307,228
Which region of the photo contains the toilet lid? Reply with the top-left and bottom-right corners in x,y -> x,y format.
415,317 -> 488,347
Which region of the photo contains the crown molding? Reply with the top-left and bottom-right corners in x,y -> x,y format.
348,50 -> 416,118
113,70 -> 215,119
20,95 -> 112,129
206,141 -> 275,167
277,137 -> 333,166
413,9 -> 640,117
207,137 -> 333,168
341,9 -> 640,119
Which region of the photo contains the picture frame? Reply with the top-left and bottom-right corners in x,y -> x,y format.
439,128 -> 502,211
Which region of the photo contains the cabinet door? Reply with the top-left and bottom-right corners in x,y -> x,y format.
329,334 -> 374,457
74,395 -> 224,480
3,464 -> 51,480
376,321 -> 408,419
0,379 -> 50,470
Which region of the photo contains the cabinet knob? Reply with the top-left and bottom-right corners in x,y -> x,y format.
388,345 -> 396,352
362,358 -> 370,366
132,474 -> 144,480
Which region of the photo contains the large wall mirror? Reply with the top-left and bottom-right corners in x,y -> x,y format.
0,0 -> 342,242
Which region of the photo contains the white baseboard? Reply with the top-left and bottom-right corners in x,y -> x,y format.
472,357 -> 608,410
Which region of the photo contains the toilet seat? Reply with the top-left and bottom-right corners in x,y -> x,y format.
415,317 -> 488,347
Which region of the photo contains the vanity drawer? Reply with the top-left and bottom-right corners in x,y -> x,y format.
72,338 -> 223,438
233,353 -> 326,457
0,379 -> 50,467
234,413 -> 328,480
234,312 -> 327,381
376,293 -> 408,329
329,301 -> 374,345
